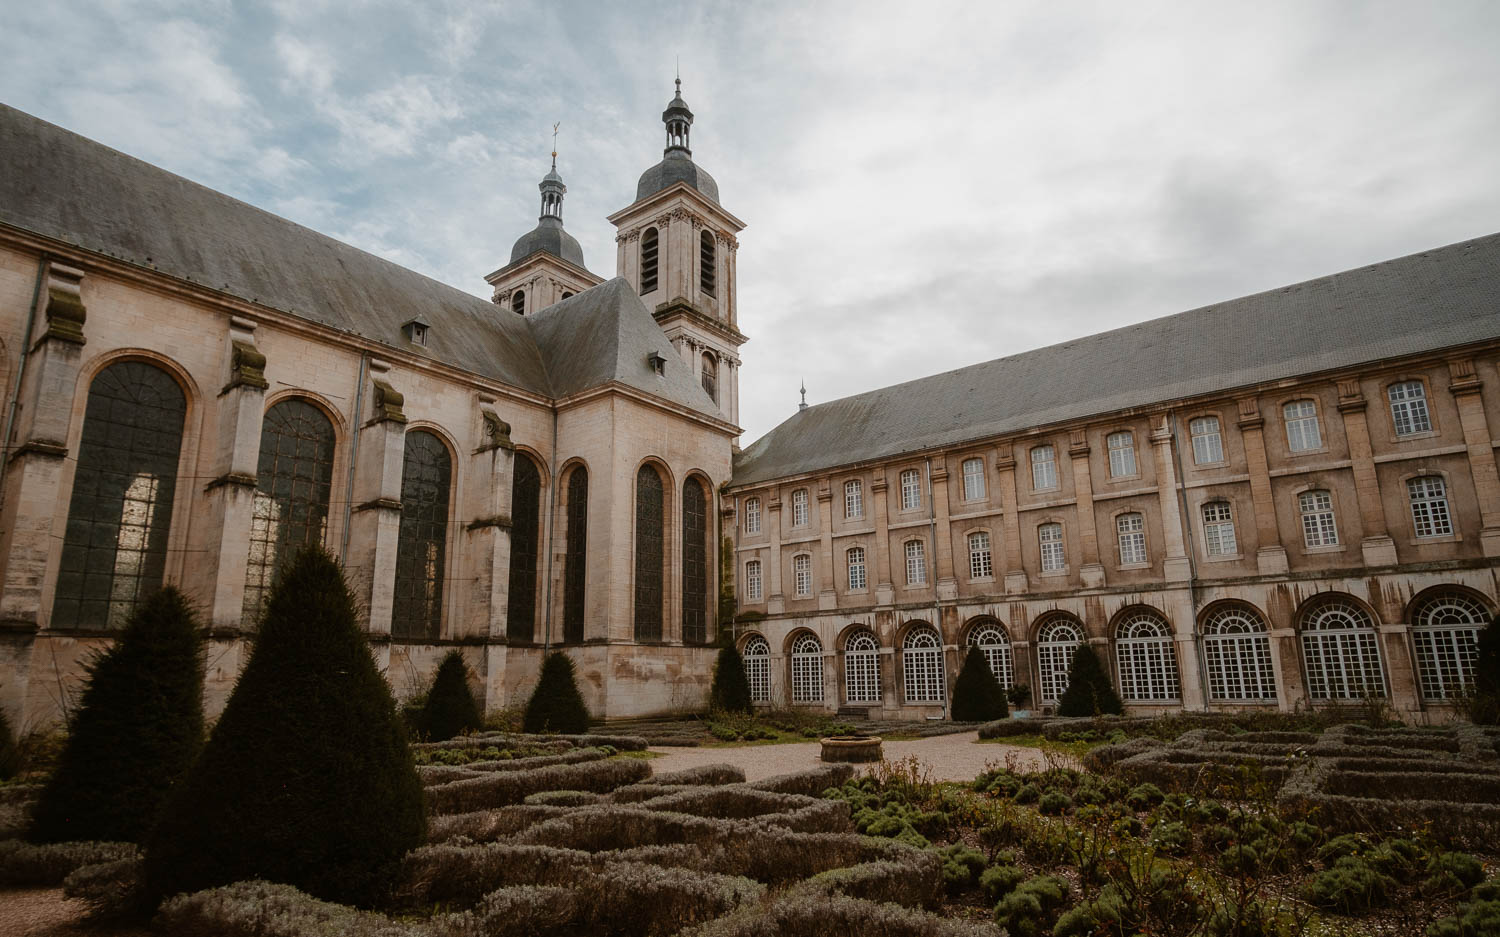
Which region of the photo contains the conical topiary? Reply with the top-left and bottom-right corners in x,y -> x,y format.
1471,613 -> 1500,725
418,650 -> 483,741
950,646 -> 1009,722
1056,643 -> 1124,717
0,703 -> 20,782
144,547 -> 424,908
523,652 -> 590,734
709,642 -> 753,715
28,587 -> 204,844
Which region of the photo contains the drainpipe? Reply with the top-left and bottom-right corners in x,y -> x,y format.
925,458 -> 948,720
339,353 -> 369,564
0,258 -> 47,510
541,403 -> 559,654
1166,411 -> 1209,710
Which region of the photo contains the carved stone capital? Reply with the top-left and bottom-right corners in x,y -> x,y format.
42,263 -> 86,345
370,379 -> 407,423
1448,358 -> 1483,397
222,339 -> 268,395
1336,379 -> 1367,414
478,408 -> 515,452
1235,396 -> 1263,430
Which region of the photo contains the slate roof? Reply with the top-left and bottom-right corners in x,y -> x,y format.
732,232 -> 1500,486
0,104 -> 725,423
637,152 -> 720,204
509,216 -> 587,269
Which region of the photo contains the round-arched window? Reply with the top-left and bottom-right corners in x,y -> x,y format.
743,635 -> 770,703
844,630 -> 880,703
1300,598 -> 1385,700
967,622 -> 1013,690
1410,591 -> 1491,700
902,626 -> 944,703
1201,605 -> 1276,702
1114,610 -> 1180,703
791,633 -> 824,702
1035,616 -> 1083,704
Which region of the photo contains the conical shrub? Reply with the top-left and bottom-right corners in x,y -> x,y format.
951,646 -> 1008,722
709,642 -> 753,715
29,587 -> 204,843
0,703 -> 20,781
1057,643 -> 1124,716
419,650 -> 483,741
523,652 -> 590,734
144,547 -> 424,908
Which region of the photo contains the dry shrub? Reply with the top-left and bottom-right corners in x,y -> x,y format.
425,805 -> 568,844
558,733 -> 649,752
746,763 -> 854,796
794,855 -> 943,908
743,798 -> 853,834
713,828 -> 920,884
63,856 -> 147,921
645,763 -> 746,786
0,838 -> 138,886
613,783 -> 696,803
682,892 -> 1004,937
523,790 -> 601,807
596,843 -> 714,869
515,805 -> 726,852
0,801 -> 31,839
464,885 -> 579,937
425,756 -> 651,814
578,861 -> 763,936
410,735 -> 573,754
418,748 -> 609,786
155,880 -> 423,937
417,765 -> 483,785
640,785 -> 818,820
396,842 -> 591,907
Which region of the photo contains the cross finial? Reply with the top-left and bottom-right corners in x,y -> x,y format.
550,121 -> 560,171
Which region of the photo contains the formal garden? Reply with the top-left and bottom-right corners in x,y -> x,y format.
2,548 -> 1499,936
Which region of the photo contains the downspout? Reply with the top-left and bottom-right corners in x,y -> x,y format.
339,353 -> 369,564
925,458 -> 948,720
541,403 -> 559,654
0,258 -> 47,510
1166,411 -> 1208,710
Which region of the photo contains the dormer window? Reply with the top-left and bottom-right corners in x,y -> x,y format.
647,351 -> 666,376
401,317 -> 429,346
511,290 -> 526,315
561,291 -> 574,300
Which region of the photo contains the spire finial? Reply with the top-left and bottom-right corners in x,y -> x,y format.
798,380 -> 808,412
550,121 -> 560,171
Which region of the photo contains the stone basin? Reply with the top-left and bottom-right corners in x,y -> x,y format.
820,735 -> 884,763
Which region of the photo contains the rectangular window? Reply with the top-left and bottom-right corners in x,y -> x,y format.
844,480 -> 863,519
904,540 -> 927,585
1298,491 -> 1338,547
1107,431 -> 1136,478
1284,400 -> 1322,452
1031,445 -> 1057,490
962,457 -> 986,500
791,488 -> 808,527
1388,381 -> 1432,436
1116,513 -> 1146,565
900,468 -> 921,511
1202,502 -> 1237,556
745,559 -> 762,600
1189,416 -> 1224,464
793,554 -> 812,596
1408,476 -> 1453,538
847,546 -> 867,590
1039,523 -> 1065,572
744,498 -> 761,534
968,530 -> 993,579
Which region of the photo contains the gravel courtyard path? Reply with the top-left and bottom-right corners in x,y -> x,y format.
646,731 -> 1050,782
0,887 -> 150,937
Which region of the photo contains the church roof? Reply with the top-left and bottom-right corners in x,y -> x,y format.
509,216 -> 587,268
732,232 -> 1500,486
637,152 -> 719,204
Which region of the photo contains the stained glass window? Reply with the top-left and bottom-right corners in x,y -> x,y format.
682,476 -> 708,644
634,464 -> 664,641
563,467 -> 588,643
506,454 -> 541,642
392,430 -> 450,639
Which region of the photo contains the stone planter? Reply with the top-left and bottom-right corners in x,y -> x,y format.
820,735 -> 883,763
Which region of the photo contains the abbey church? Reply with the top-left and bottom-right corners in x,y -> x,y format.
1,83 -> 1498,729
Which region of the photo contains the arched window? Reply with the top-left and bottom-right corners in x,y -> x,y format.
682,476 -> 708,644
506,453 -> 542,642
846,546 -> 867,591
1202,605 -> 1277,701
968,621 -> 1014,690
634,464 -> 665,641
744,558 -> 763,601
845,631 -> 881,703
1115,610 -> 1180,702
700,230 -> 716,296
903,626 -> 945,702
700,353 -> 718,403
563,467 -> 588,643
640,227 -> 659,294
1036,616 -> 1083,704
511,290 -> 525,315
744,635 -> 770,702
1201,501 -> 1237,556
1300,598 -> 1385,700
744,496 -> 761,533
392,430 -> 451,640
54,361 -> 186,629
1116,513 -> 1146,565
244,398 -> 336,624
561,291 -> 574,300
1410,591 -> 1490,700
791,633 -> 824,702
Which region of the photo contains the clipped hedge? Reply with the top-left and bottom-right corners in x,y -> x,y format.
397,842 -> 594,907
425,756 -> 652,815
682,892 -> 1005,937
0,838 -> 138,886
416,747 -> 609,785
63,856 -> 147,922
745,763 -> 854,796
157,880 -> 426,937
644,763 -> 747,787
795,855 -> 943,908
425,805 -> 569,844
640,785 -> 827,821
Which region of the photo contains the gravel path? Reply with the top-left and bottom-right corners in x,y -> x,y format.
0,887 -> 149,937
647,731 -> 1050,782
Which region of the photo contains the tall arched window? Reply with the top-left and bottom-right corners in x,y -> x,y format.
506,454 -> 542,642
1036,616 -> 1083,704
700,353 -> 718,403
1300,598 -> 1385,699
1202,605 -> 1277,702
54,361 -> 186,629
903,626 -> 945,702
563,467 -> 588,643
845,631 -> 881,703
744,635 -> 770,702
244,398 -> 336,624
640,227 -> 659,294
634,464 -> 665,641
791,633 -> 823,702
700,230 -> 716,296
510,290 -> 525,315
967,621 -> 1014,690
682,476 -> 708,644
1410,591 -> 1490,700
392,430 -> 451,640
1115,610 -> 1180,702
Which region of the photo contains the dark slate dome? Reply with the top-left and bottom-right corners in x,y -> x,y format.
509,216 -> 586,268
636,151 -> 720,204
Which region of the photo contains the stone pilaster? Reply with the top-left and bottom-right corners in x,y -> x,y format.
816,484 -> 837,610
347,364 -> 407,640
1447,359 -> 1500,556
1235,396 -> 1289,574
1336,379 -> 1398,566
765,497 -> 784,613
995,447 -> 1028,594
1151,416 -> 1192,582
930,465 -> 957,600
1068,430 -> 1105,588
871,477 -> 894,605
464,402 -> 515,708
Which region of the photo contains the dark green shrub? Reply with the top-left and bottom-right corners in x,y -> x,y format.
1007,683 -> 1032,709
1013,783 -> 1040,804
1423,852 -> 1486,896
993,874 -> 1069,936
29,587 -> 204,845
938,844 -> 988,894
1056,644 -> 1123,716
0,704 -> 19,780
1125,782 -> 1165,810
1151,821 -> 1192,855
418,650 -> 482,742
1301,855 -> 1395,912
1038,791 -> 1072,815
979,863 -> 1025,902
144,547 -> 425,908
1427,882 -> 1500,937
710,643 -> 754,715
951,647 -> 1008,722
523,652 -> 591,734
1317,833 -> 1368,864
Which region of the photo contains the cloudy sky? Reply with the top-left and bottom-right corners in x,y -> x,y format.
3,1 -> 1498,441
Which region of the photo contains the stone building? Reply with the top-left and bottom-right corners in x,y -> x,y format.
727,235 -> 1500,722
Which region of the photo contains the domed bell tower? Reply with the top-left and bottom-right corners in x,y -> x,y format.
608,79 -> 747,432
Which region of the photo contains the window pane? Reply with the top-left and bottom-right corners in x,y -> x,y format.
847,547 -> 866,590
969,531 -> 993,579
634,465 -> 664,640
563,468 -> 588,643
905,540 -> 926,584
506,454 -> 542,641
1107,432 -> 1136,477
392,430 -> 451,640
682,477 -> 708,644
900,469 -> 921,510
962,458 -> 986,500
844,480 -> 863,519
1031,446 -> 1057,490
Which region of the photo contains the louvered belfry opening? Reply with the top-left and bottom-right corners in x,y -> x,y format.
699,229 -> 715,296
640,227 -> 659,294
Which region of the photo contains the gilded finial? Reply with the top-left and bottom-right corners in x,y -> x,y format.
550,121 -> 560,171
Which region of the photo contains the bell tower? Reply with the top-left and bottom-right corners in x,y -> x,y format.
608,79 -> 747,431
